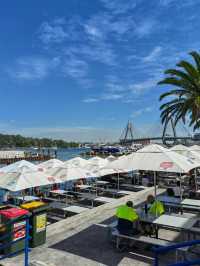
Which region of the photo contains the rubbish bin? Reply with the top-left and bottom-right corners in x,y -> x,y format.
21,201 -> 49,248
0,207 -> 29,255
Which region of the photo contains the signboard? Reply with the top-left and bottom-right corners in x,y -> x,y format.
13,221 -> 26,241
160,161 -> 173,170
36,214 -> 46,233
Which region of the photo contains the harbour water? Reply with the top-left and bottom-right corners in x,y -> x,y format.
55,147 -> 89,161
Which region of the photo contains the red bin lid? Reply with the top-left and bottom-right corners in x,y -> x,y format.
0,208 -> 29,218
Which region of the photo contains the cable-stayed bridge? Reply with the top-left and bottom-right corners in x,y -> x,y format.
120,119 -> 199,146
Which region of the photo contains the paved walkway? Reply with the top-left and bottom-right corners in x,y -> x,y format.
3,187 -> 165,266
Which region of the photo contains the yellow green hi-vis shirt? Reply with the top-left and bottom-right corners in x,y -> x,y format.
149,200 -> 165,216
116,205 -> 139,222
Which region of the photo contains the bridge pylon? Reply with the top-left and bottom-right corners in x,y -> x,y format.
162,116 -> 177,145
119,121 -> 134,145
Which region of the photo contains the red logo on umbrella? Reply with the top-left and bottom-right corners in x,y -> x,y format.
47,176 -> 56,182
160,162 -> 173,169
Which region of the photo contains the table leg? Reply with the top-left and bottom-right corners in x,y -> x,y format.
155,225 -> 158,239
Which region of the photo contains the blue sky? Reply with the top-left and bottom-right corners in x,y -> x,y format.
0,0 -> 199,141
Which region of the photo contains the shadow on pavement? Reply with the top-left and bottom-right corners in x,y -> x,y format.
50,224 -> 153,266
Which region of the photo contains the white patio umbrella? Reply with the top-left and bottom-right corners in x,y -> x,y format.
102,155 -> 131,190
132,144 -> 200,198
106,144 -> 200,197
88,156 -> 108,168
0,160 -> 38,173
85,156 -> 117,194
170,144 -> 200,162
170,144 -> 200,190
87,156 -> 120,178
190,145 -> 200,152
105,155 -> 134,173
0,168 -> 61,192
106,155 -> 117,162
45,165 -> 91,182
37,159 -> 64,171
64,157 -> 89,168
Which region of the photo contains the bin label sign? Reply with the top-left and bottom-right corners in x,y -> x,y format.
36,214 -> 46,233
13,221 -> 26,241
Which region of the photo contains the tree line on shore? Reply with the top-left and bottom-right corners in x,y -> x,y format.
0,133 -> 79,148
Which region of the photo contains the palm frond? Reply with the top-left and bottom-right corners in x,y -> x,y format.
159,89 -> 187,101
177,60 -> 199,79
190,51 -> 200,73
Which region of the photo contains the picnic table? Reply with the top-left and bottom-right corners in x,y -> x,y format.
120,183 -> 145,191
62,205 -> 89,215
157,195 -> 181,204
103,188 -> 132,197
76,185 -> 92,190
181,198 -> 200,207
153,214 -> 197,231
16,195 -> 40,202
50,190 -> 67,195
94,196 -> 117,204
96,181 -> 110,185
50,201 -> 68,209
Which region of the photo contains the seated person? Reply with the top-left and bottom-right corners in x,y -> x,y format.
74,179 -> 84,191
141,195 -> 164,236
116,201 -> 139,236
147,195 -> 165,216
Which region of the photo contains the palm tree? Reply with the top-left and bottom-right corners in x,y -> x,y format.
159,51 -> 200,130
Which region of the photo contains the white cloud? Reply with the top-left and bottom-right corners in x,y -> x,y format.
143,46 -> 162,62
84,13 -> 135,41
8,56 -> 60,80
83,92 -> 124,103
63,57 -> 88,79
131,106 -> 153,118
100,0 -> 138,14
129,79 -> 157,94
84,24 -> 104,40
39,20 -> 68,44
106,83 -> 126,93
135,19 -> 156,38
62,57 -> 93,87
101,93 -> 124,100
82,98 -> 99,103
159,0 -> 196,8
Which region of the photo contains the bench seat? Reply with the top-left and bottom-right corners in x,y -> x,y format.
112,229 -> 174,248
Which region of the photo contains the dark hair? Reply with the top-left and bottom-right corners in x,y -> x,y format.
147,194 -> 155,202
126,201 -> 133,207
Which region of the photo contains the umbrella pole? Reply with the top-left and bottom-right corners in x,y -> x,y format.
117,172 -> 120,191
96,179 -> 98,196
195,168 -> 198,191
132,171 -> 134,185
154,171 -> 157,199
179,173 -> 183,201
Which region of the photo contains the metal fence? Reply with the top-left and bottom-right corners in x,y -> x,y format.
153,239 -> 200,266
